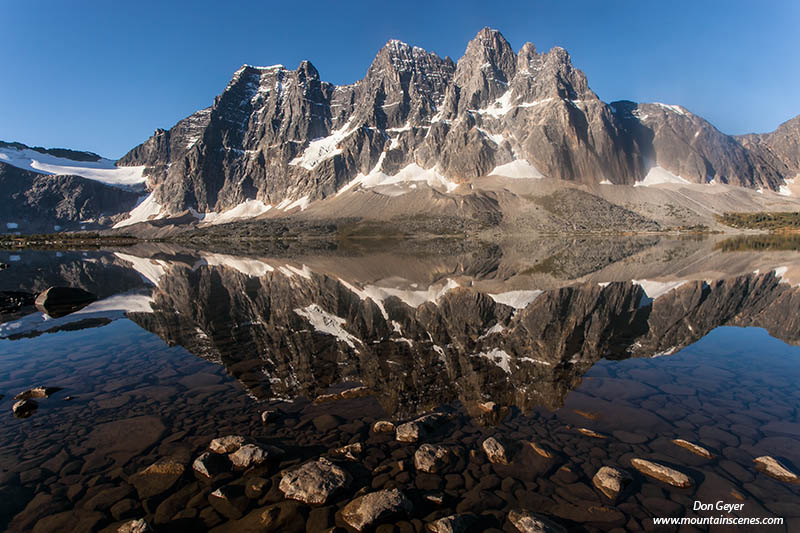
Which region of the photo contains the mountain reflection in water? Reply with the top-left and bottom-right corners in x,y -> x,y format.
3,236 -> 799,421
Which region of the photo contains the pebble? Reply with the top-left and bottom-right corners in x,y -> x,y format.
482,437 -> 510,465
671,438 -> 713,459
592,466 -> 632,500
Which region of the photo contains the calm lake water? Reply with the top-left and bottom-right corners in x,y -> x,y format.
1,237 -> 799,532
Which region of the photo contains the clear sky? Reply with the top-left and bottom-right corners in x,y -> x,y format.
2,1 -> 799,159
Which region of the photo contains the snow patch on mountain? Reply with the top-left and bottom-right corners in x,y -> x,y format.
490,160 -> 544,179
338,161 -> 459,195
290,121 -> 355,170
0,145 -> 146,187
201,199 -> 272,225
113,193 -> 164,228
634,166 -> 690,187
488,290 -> 543,309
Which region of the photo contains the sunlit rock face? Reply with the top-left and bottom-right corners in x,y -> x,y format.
118,28 -> 796,220
110,245 -> 800,421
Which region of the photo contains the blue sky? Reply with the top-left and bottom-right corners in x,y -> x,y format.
2,1 -> 799,158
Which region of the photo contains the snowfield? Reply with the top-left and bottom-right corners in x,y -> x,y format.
0,145 -> 146,187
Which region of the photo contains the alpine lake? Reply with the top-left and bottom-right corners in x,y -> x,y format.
1,234 -> 799,532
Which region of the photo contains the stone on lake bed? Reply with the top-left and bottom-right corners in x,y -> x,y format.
482,436 -> 510,465
209,435 -> 248,454
117,518 -> 151,533
193,451 -> 231,479
14,386 -> 62,400
12,398 -> 38,418
671,439 -> 713,459
576,428 -> 608,439
279,457 -> 351,504
129,457 -> 186,498
396,412 -> 448,442
525,441 -> 554,459
260,409 -> 278,424
330,442 -> 364,461
426,513 -> 476,532
753,456 -> 800,484
372,420 -> 395,433
415,444 -> 459,474
630,458 -> 692,488
229,443 -> 275,469
340,488 -> 413,531
507,509 -> 566,533
592,466 -> 632,500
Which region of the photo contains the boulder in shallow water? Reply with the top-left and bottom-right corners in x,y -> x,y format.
279,457 -> 351,504
592,466 -> 632,500
129,457 -> 186,498
14,386 -> 62,400
754,456 -> 800,484
482,436 -> 511,465
12,398 -> 38,418
630,458 -> 692,488
340,488 -> 413,531
507,509 -> 566,533
34,286 -> 96,318
229,443 -> 281,469
193,451 -> 231,479
209,435 -> 248,454
117,518 -> 151,532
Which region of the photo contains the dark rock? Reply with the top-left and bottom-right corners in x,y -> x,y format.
209,485 -> 249,520
12,398 -> 38,418
129,457 -> 186,499
34,287 -> 96,318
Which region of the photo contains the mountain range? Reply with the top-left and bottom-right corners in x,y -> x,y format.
2,28 -> 799,234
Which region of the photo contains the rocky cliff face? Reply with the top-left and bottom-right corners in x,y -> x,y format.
0,162 -> 141,233
118,28 -> 799,220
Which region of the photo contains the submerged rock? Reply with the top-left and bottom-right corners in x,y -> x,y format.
576,428 -> 608,439
340,488 -> 413,531
209,435 -> 248,454
525,441 -> 554,459
279,457 -> 351,504
630,458 -> 692,488
209,485 -> 249,520
482,437 -> 510,465
396,413 -> 447,442
507,509 -> 566,533
192,451 -> 231,479
592,466 -> 632,500
34,286 -> 96,318
129,457 -> 186,498
117,518 -> 151,533
260,409 -> 278,424
14,386 -> 62,400
414,444 -> 459,474
426,513 -> 476,532
671,439 -> 713,459
330,442 -> 364,462
229,443 -> 280,469
754,456 -> 800,484
372,420 -> 396,434
12,398 -> 38,418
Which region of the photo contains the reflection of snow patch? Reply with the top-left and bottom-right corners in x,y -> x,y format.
634,279 -> 687,307
115,252 -> 168,285
200,253 -> 274,277
489,160 -> 544,179
488,290 -> 542,309
5,222 -> 18,229
474,348 -> 512,374
294,304 -> 361,348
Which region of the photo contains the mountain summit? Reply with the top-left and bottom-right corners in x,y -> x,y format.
3,28 -> 799,233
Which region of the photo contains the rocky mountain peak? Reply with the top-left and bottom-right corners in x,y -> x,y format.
450,28 -> 518,113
